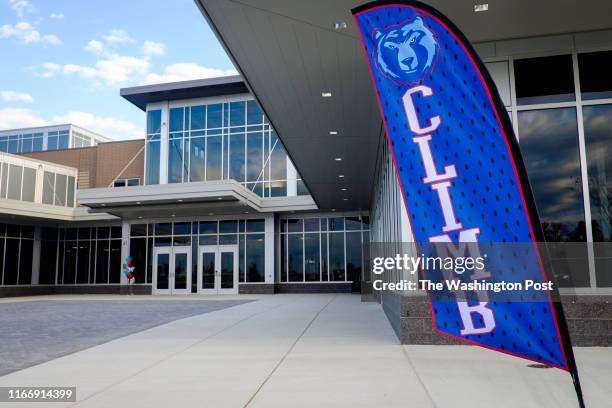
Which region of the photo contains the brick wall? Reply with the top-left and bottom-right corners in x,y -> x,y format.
21,139 -> 144,189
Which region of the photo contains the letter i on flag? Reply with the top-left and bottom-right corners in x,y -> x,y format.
352,1 -> 585,406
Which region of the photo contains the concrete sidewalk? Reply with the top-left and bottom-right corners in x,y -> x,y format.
0,294 -> 609,407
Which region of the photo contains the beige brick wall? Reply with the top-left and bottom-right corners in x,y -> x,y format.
21,139 -> 144,189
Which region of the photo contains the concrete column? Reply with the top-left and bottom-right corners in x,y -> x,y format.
31,226 -> 41,285
264,214 -> 275,284
120,221 -> 130,285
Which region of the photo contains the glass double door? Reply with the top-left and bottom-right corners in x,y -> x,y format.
153,246 -> 191,295
198,245 -> 238,294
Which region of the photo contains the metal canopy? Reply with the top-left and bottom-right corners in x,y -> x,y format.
194,0 -> 612,211
121,76 -> 248,111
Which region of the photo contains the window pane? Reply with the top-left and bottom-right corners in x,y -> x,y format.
129,238 -> 147,283
246,219 -> 265,233
40,238 -> 57,284
247,132 -> 263,181
173,222 -> 191,235
109,239 -> 122,283
230,101 -> 245,126
287,219 -> 303,233
514,55 -> 575,105
198,221 -> 217,234
63,240 -> 76,284
304,233 -> 320,282
4,239 -> 18,284
66,176 -> 75,207
190,105 -> 205,130
130,224 -> 147,237
288,234 -> 303,282
321,233 -> 328,281
584,104 -> 612,286
189,137 -> 205,182
518,108 -> 588,287
304,218 -> 319,232
206,136 -> 222,180
329,217 -> 345,231
146,141 -> 160,184
7,164 -> 22,200
345,217 -> 361,231
346,232 -> 362,289
58,134 -> 69,149
247,100 -> 263,124
270,132 -> 287,181
76,240 -> 90,284
155,223 -> 172,236
169,107 -> 184,132
219,220 -> 237,234
207,103 -> 222,129
18,239 -> 33,285
168,137 -> 184,183
229,133 -> 245,182
43,171 -> 55,205
147,110 -> 161,134
21,167 -> 36,202
245,233 -> 264,282
0,163 -> 8,198
578,51 -> 612,100
329,232 -> 345,281
54,174 -> 67,206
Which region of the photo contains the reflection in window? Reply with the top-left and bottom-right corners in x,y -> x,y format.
584,104 -> 612,286
518,108 -> 588,287
514,55 -> 575,105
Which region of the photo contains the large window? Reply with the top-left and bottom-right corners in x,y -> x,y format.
145,99 -> 307,197
0,132 -> 43,153
38,226 -> 123,285
280,215 -> 369,284
0,224 -> 35,286
499,49 -> 612,288
129,219 -> 267,287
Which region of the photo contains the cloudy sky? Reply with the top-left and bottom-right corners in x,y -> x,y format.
0,0 -> 236,139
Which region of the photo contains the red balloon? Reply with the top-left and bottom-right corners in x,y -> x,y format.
127,261 -> 133,267
127,272 -> 133,280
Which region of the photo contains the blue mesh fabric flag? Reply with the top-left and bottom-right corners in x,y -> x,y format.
352,2 -> 583,397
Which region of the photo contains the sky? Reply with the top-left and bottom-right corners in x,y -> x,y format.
0,0 -> 237,140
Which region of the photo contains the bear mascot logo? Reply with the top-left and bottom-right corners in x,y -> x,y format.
373,16 -> 438,85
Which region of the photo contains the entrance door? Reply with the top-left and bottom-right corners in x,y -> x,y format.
198,245 -> 238,294
153,246 -> 191,295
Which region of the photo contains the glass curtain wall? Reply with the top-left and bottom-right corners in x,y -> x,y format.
38,226 -> 123,285
145,99 -> 306,197
0,224 -> 34,286
129,219 -> 266,292
493,49 -> 612,288
279,215 -> 369,285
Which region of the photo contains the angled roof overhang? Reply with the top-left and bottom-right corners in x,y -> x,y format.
77,180 -> 317,219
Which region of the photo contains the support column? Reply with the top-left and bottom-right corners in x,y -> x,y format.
264,214 -> 275,284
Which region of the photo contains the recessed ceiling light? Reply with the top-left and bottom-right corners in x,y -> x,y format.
177,199 -> 183,202
217,197 -> 223,200
335,157 -> 342,161
138,216 -> 143,219
343,198 -> 348,201
136,201 -> 141,205
171,214 -> 176,217
341,188 -> 347,191
322,92 -> 332,97
474,3 -> 488,12
331,208 -> 336,212
329,131 -> 338,135
101,203 -> 105,206
208,213 -> 214,216
338,174 -> 345,178
244,211 -> 249,214
334,22 -> 347,30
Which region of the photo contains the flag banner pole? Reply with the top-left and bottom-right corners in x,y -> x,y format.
351,1 -> 585,406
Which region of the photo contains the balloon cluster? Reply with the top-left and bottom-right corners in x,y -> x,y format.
123,256 -> 135,283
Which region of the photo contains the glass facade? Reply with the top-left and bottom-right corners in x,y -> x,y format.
279,215 -> 369,285
145,98 -> 307,197
37,226 -> 123,285
129,219 -> 267,292
0,224 -> 34,285
0,126 -> 104,154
